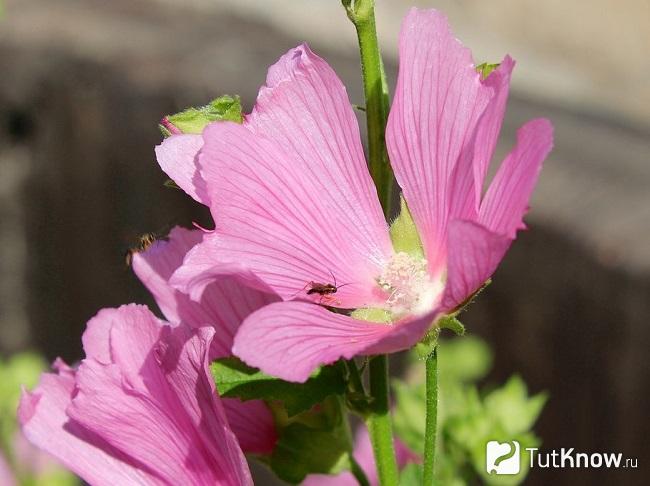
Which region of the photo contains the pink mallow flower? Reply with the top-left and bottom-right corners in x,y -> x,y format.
157,8 -> 553,383
18,304 -> 253,485
131,226 -> 279,455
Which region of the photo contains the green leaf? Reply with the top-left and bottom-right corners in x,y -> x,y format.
389,196 -> 424,258
270,396 -> 352,483
392,380 -> 427,452
210,357 -> 345,417
271,421 -> 351,483
483,375 -> 548,436
162,94 -> 243,135
476,62 -> 501,79
399,463 -> 424,485
438,336 -> 492,383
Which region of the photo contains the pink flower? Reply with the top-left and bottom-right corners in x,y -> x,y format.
0,451 -> 15,486
131,226 -> 279,455
158,8 -> 553,383
18,304 -> 253,486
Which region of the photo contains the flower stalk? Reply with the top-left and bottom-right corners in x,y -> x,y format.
367,355 -> 399,486
344,0 -> 393,218
423,346 -> 439,485
344,1 -> 399,484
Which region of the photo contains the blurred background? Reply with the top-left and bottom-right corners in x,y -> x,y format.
0,0 -> 648,483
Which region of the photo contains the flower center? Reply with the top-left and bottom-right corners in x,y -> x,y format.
377,252 -> 443,317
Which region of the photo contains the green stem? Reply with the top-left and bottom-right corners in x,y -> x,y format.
338,392 -> 371,486
343,2 -> 397,484
346,359 -> 365,395
367,356 -> 399,486
350,456 -> 371,486
423,347 -> 439,485
345,0 -> 393,218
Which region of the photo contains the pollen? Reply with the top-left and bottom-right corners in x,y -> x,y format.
377,252 -> 443,317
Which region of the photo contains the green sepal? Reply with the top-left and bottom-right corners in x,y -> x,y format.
163,94 -> 243,135
162,179 -> 181,190
210,357 -> 345,417
476,62 -> 501,79
389,196 -> 424,258
438,315 -> 465,336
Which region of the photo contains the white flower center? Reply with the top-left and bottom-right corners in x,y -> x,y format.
377,252 -> 443,317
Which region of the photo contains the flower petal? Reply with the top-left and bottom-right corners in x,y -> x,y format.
441,220 -> 512,310
386,8 -> 493,274
0,452 -> 15,486
18,366 -> 156,485
69,305 -> 252,485
155,134 -> 208,204
134,232 -> 279,456
132,227 -> 279,359
479,118 -> 554,237
232,301 -> 437,382
471,56 -> 515,206
222,399 -> 277,455
192,44 -> 392,308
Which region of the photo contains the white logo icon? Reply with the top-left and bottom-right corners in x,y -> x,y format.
486,440 -> 521,475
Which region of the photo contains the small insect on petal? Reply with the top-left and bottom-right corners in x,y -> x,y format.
124,233 -> 158,267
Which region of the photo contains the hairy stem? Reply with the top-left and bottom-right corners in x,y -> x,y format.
423,347 -> 439,485
345,0 -> 393,218
367,355 -> 399,485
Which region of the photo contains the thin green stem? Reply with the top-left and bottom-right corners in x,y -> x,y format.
343,1 -> 398,484
338,392 -> 371,486
346,359 -> 365,395
350,456 -> 371,486
367,356 -> 399,486
423,347 -> 439,485
345,0 -> 393,218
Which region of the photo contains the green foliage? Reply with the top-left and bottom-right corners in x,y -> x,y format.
392,337 -> 546,485
0,353 -> 77,485
161,94 -> 243,135
210,357 -> 345,417
270,398 -> 352,484
389,196 -> 424,258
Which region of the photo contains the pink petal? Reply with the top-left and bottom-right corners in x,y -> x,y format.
471,56 -> 515,206
155,134 -> 208,204
132,227 -> 278,358
441,220 -> 512,311
132,228 -> 280,454
386,8 -> 493,274
0,451 -> 16,486
233,302 -> 438,382
81,307 -> 114,364
223,399 -> 277,455
479,118 -> 554,237
18,367 -> 156,485
190,44 -> 392,308
69,305 -> 252,485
